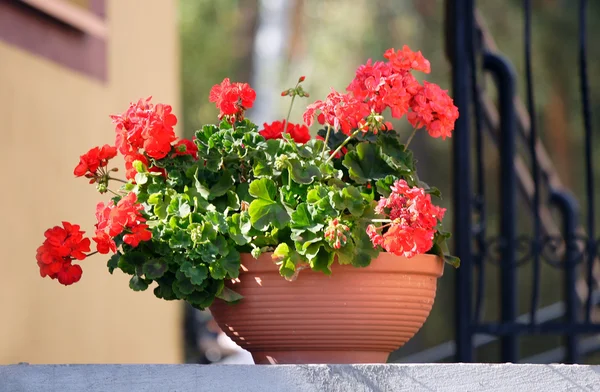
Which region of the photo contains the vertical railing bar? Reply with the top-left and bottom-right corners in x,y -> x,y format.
471,25 -> 487,324
483,52 -> 518,363
448,0 -> 475,362
550,190 -> 580,363
578,0 -> 596,325
523,0 -> 542,327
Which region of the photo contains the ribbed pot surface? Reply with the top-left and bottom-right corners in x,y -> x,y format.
209,252 -> 444,364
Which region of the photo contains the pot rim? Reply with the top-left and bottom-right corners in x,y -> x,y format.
239,251 -> 444,278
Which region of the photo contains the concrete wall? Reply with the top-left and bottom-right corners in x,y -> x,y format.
0,0 -> 181,364
1,364 -> 600,392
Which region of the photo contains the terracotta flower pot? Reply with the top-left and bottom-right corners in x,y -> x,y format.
209,252 -> 444,364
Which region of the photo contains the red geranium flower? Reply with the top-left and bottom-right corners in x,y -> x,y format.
209,78 -> 256,122
111,97 -> 177,159
74,144 -> 117,178
408,81 -> 459,140
92,230 -> 117,254
367,180 -> 445,258
123,224 -> 152,247
259,120 -> 311,144
95,193 -> 151,249
303,89 -> 370,135
383,45 -> 431,74
35,221 -> 91,286
173,138 -> 198,159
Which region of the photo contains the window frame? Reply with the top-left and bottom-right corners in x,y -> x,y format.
0,0 -> 108,81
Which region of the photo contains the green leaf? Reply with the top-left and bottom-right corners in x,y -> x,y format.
154,281 -> 176,301
209,263 -> 227,280
227,213 -> 250,246
342,143 -> 395,184
209,171 -> 234,199
193,167 -> 210,199
155,201 -> 169,220
169,229 -> 192,249
306,186 -> 329,204
143,259 -> 168,280
290,203 -> 324,233
173,279 -> 195,296
135,172 -> 148,185
273,243 -> 301,278
249,199 -> 290,230
132,160 -> 146,173
288,159 -> 321,184
107,252 -> 121,274
180,261 -> 208,285
375,175 -> 396,197
445,255 -> 461,268
205,211 -> 228,233
351,223 -> 378,267
311,246 -> 334,274
216,287 -> 244,303
129,275 -> 149,291
249,178 -> 277,201
419,180 -> 442,199
226,190 -> 240,211
342,186 -> 366,216
179,201 -> 191,218
335,240 -> 356,265
253,160 -> 272,177
148,193 -> 162,205
215,249 -> 240,279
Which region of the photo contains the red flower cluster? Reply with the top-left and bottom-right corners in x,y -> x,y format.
209,78 -> 256,123
73,144 -> 117,181
111,97 -> 178,179
383,46 -> 431,74
303,89 -> 371,135
367,180 -> 446,258
93,193 -> 152,252
408,81 -> 459,140
259,120 -> 311,144
36,222 -> 91,285
304,46 -> 458,140
173,138 -> 198,159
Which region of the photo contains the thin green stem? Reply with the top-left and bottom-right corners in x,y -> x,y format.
85,251 -> 99,258
321,126 -> 332,159
404,127 -> 419,149
283,94 -> 297,136
107,188 -> 121,197
108,177 -> 128,184
325,129 -> 361,164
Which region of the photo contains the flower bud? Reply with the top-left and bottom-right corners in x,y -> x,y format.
298,76 -> 306,83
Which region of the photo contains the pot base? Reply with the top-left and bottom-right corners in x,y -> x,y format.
252,350 -> 389,364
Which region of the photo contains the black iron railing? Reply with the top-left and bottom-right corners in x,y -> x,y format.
447,0 -> 599,363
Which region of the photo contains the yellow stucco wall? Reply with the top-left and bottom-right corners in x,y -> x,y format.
0,0 -> 182,364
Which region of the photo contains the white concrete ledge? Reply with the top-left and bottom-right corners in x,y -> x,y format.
1,363 -> 600,392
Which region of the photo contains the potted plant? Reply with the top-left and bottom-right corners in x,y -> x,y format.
35,46 -> 459,364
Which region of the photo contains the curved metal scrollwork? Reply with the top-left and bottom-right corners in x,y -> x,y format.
481,234 -> 593,268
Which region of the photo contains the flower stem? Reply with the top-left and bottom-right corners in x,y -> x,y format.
86,251 -> 99,258
108,177 -> 128,184
404,127 -> 419,149
321,126 -> 332,159
107,188 -> 121,197
325,129 -> 361,164
283,94 -> 297,136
